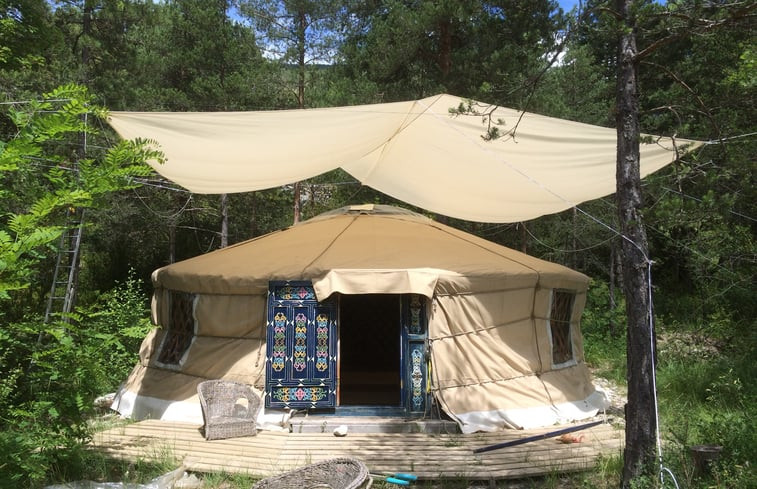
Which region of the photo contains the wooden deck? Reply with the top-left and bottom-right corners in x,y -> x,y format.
90,418 -> 624,481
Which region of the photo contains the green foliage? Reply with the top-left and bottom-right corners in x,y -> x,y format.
583,290 -> 755,488
0,272 -> 153,487
0,84 -> 159,486
658,352 -> 757,488
0,0 -> 60,71
582,280 -> 626,337
581,279 -> 627,382
0,84 -> 161,299
726,44 -> 755,88
0,316 -> 102,487
81,269 -> 154,390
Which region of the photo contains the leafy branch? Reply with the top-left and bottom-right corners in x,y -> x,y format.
0,85 -> 164,298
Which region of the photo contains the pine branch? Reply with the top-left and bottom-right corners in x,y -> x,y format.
636,2 -> 757,61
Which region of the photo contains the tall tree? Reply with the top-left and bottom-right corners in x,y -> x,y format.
0,0 -> 74,97
146,0 -> 266,110
236,0 -> 345,106
610,1 -> 756,486
236,0 -> 348,222
340,0 -> 565,105
615,0 -> 657,483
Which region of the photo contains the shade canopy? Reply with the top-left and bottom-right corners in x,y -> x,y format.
108,93 -> 699,223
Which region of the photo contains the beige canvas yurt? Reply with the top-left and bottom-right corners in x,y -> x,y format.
113,204 -> 608,433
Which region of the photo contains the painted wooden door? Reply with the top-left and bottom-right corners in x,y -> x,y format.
265,282 -> 337,409
402,294 -> 429,414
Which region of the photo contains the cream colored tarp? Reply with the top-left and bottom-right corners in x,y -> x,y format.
112,205 -> 608,432
108,93 -> 699,223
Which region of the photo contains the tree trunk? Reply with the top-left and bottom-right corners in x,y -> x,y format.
292,7 -> 306,225
572,206 -> 578,269
168,221 -> 176,264
297,8 -> 306,109
81,0 -> 92,84
438,18 -> 452,77
609,240 -> 617,338
220,193 -> 229,248
293,182 -> 301,224
616,1 -> 658,487
250,191 -> 258,237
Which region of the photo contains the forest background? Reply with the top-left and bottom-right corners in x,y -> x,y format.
0,0 -> 754,488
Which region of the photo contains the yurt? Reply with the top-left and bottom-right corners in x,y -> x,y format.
112,204 -> 608,433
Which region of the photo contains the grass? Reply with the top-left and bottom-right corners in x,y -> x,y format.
50,449 -> 181,487
197,472 -> 258,487
584,319 -> 756,489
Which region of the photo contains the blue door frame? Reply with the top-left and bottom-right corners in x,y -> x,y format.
265,281 -> 429,415
401,294 -> 429,415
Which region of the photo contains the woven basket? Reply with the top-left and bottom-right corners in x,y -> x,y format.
252,458 -> 371,489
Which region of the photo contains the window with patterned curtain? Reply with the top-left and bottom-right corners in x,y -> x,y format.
549,290 -> 576,366
157,291 -> 195,366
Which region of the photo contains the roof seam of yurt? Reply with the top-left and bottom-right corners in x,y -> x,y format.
299,213 -> 360,277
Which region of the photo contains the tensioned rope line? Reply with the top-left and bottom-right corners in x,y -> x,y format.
524,225 -> 617,253
575,182 -> 755,269
416,96 -> 684,487
704,131 -> 757,143
661,186 -> 756,222
645,224 -> 751,285
415,97 -> 652,258
131,178 -> 190,193
646,257 -> 681,489
0,98 -> 74,105
132,188 -> 193,220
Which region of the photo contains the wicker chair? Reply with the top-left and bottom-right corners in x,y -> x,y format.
197,380 -> 262,440
252,458 -> 372,489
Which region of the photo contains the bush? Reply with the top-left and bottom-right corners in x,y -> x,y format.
0,316 -> 99,487
581,280 -> 627,382
0,273 -> 152,487
82,270 -> 154,393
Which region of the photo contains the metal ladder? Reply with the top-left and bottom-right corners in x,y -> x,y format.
44,209 -> 85,323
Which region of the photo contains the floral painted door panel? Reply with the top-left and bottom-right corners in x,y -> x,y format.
265,282 -> 337,409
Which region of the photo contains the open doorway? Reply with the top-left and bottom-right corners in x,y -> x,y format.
339,294 -> 401,406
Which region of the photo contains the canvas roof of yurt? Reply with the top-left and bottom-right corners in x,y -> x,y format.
114,204 -> 606,433
152,203 -> 588,297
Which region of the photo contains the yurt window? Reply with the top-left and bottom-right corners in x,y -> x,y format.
157,291 -> 195,366
548,290 -> 575,367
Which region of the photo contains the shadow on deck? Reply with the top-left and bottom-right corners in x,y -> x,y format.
89,417 -> 624,481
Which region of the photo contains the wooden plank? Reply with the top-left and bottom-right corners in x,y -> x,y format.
89,419 -> 623,480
